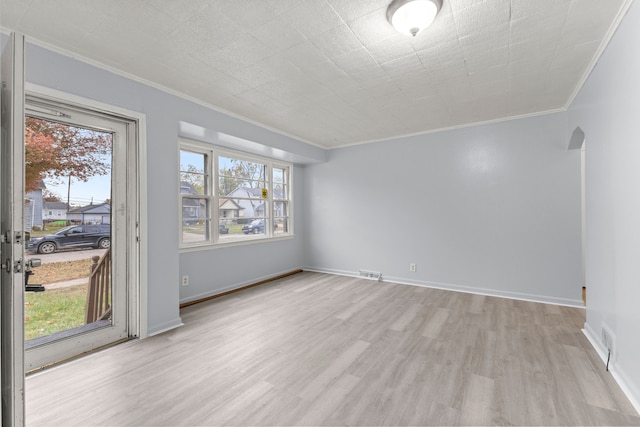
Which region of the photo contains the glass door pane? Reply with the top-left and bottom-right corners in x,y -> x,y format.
24,116 -> 113,347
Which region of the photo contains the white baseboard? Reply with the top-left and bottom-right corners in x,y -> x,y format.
179,268 -> 302,305
583,324 -> 640,415
303,267 -> 584,308
147,318 -> 184,337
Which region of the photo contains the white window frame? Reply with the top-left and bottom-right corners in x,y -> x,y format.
179,139 -> 293,250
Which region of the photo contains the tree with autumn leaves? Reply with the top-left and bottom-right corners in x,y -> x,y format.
25,117 -> 111,205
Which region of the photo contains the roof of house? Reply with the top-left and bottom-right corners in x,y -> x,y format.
67,202 -> 111,214
180,181 -> 201,195
229,186 -> 284,199
219,199 -> 243,210
182,198 -> 201,208
44,202 -> 69,210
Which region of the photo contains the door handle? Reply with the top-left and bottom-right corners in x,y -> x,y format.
27,258 -> 41,268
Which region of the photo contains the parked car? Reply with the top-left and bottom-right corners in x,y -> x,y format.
242,219 -> 277,234
219,224 -> 229,234
26,224 -> 111,254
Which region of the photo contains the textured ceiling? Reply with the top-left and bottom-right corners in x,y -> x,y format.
0,0 -> 631,148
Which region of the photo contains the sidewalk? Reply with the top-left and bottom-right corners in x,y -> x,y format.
42,278 -> 88,290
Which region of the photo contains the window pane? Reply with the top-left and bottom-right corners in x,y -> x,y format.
180,150 -> 205,173
224,191 -> 267,228
217,218 -> 269,242
274,218 -> 288,235
274,167 -> 288,200
273,201 -> 288,217
218,171 -> 236,197
219,177 -> 265,198
273,184 -> 288,200
241,217 -> 267,236
181,177 -> 205,195
274,202 -> 289,235
218,155 -> 266,197
273,167 -> 285,185
182,197 -> 209,243
219,198 -> 241,220
218,220 -> 231,237
180,150 -> 207,195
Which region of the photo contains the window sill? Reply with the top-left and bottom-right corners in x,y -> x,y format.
179,234 -> 295,253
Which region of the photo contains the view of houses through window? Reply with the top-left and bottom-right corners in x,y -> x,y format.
179,141 -> 292,247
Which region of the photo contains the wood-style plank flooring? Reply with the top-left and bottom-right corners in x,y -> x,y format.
26,272 -> 640,426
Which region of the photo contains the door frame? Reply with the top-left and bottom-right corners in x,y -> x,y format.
1,32 -> 26,427
25,83 -> 148,343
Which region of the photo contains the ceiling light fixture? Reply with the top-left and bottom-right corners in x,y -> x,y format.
387,0 -> 442,37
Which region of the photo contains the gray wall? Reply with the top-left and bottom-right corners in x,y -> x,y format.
568,1 -> 640,410
303,113 -> 583,306
21,41 -> 321,335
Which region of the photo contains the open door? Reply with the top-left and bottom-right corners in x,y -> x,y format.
23,97 -> 133,371
1,32 -> 26,427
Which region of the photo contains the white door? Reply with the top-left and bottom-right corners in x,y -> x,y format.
23,94 -> 137,371
1,32 -> 26,427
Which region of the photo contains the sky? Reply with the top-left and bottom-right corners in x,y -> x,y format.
44,174 -> 111,206
27,117 -> 113,206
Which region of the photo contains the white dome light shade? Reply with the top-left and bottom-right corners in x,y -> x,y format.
387,0 -> 442,37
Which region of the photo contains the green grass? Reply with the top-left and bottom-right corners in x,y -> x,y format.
227,224 -> 244,234
30,223 -> 67,237
185,221 -> 286,237
25,284 -> 87,340
25,258 -> 93,340
182,223 -> 205,234
184,223 -> 247,235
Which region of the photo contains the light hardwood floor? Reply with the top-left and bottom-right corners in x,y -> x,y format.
26,271 -> 640,426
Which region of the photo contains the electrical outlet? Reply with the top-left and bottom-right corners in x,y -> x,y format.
182,275 -> 189,286
409,263 -> 416,272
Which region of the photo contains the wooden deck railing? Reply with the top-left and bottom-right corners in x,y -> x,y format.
85,248 -> 112,324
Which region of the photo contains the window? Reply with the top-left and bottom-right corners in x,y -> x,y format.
179,140 -> 293,248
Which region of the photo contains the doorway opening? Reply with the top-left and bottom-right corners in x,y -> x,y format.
23,90 -> 145,372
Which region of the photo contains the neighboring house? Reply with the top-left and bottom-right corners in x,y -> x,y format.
253,201 -> 285,218
180,181 -> 206,223
42,202 -> 69,221
66,202 -> 111,224
182,198 -> 202,223
181,181 -> 245,223
254,202 -> 265,218
24,180 -> 45,231
219,198 -> 243,222
227,187 -> 283,218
